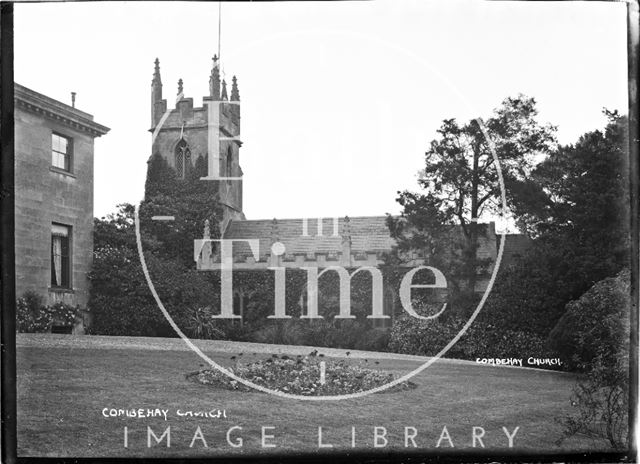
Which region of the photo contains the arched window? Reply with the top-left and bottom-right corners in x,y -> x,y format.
175,138 -> 191,178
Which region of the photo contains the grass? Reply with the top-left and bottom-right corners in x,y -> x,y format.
16,334 -> 613,458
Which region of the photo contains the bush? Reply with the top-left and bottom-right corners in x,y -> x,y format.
556,353 -> 629,449
249,319 -> 391,352
388,314 -> 465,358
16,291 -> 80,333
355,328 -> 390,352
553,270 -> 630,448
548,269 -> 630,372
388,313 -> 558,363
182,306 -> 225,340
49,302 -> 81,327
17,291 -> 50,333
89,244 -> 217,337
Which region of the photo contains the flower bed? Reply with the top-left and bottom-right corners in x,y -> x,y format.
186,352 -> 416,396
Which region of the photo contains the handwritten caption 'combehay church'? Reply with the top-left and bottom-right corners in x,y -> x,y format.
121,425 -> 521,449
102,408 -> 227,421
475,358 -> 563,367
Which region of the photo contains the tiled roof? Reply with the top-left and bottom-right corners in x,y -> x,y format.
222,216 -> 526,267
224,216 -> 395,259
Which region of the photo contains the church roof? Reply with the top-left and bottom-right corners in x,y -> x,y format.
221,216 -> 530,267
224,216 -> 394,259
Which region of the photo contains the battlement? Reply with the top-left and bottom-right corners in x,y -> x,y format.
148,56 -> 244,231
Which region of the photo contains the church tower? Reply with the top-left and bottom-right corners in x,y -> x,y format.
149,56 -> 244,234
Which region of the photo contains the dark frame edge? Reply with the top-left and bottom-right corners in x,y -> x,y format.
1,2 -> 17,463
627,0 -> 639,460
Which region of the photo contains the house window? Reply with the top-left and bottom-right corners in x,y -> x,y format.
52,133 -> 72,171
51,224 -> 71,289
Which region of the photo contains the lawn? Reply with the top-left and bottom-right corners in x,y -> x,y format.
16,333 -> 612,458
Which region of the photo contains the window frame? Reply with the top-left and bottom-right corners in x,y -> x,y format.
175,138 -> 191,179
50,223 -> 72,290
51,132 -> 73,172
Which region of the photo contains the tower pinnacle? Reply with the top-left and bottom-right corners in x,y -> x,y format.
209,54 -> 221,100
151,58 -> 164,126
221,79 -> 228,101
152,58 -> 162,86
177,78 -> 183,96
230,75 -> 240,101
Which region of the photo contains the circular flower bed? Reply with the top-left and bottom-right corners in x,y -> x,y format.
186,353 -> 416,396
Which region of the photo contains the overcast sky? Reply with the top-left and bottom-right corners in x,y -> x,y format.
14,1 -> 628,223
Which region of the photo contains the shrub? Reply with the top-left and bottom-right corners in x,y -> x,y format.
16,292 -> 80,333
182,306 -> 225,340
556,354 -> 629,449
49,302 -> 81,326
250,320 -> 306,346
388,314 -> 467,358
354,328 -> 390,352
548,269 -> 630,372
17,291 -> 50,333
553,270 -> 630,448
388,314 -> 558,364
249,319 -> 391,352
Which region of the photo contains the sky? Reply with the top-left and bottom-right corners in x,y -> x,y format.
14,0 -> 628,223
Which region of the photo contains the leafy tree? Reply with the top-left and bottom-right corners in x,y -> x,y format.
510,110 -> 629,293
481,111 -> 630,338
388,95 -> 556,309
479,242 -> 577,336
89,150 -> 226,337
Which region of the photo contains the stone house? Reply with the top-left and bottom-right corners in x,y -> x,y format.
14,83 -> 109,331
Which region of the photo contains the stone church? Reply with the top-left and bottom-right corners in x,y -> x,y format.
149,58 -> 528,325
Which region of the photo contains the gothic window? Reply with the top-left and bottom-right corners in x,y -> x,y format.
175,138 -> 191,178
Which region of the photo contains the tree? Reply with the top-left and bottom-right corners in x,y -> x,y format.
511,110 -> 630,297
89,151 -> 226,338
480,111 -> 630,338
389,95 -> 556,306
